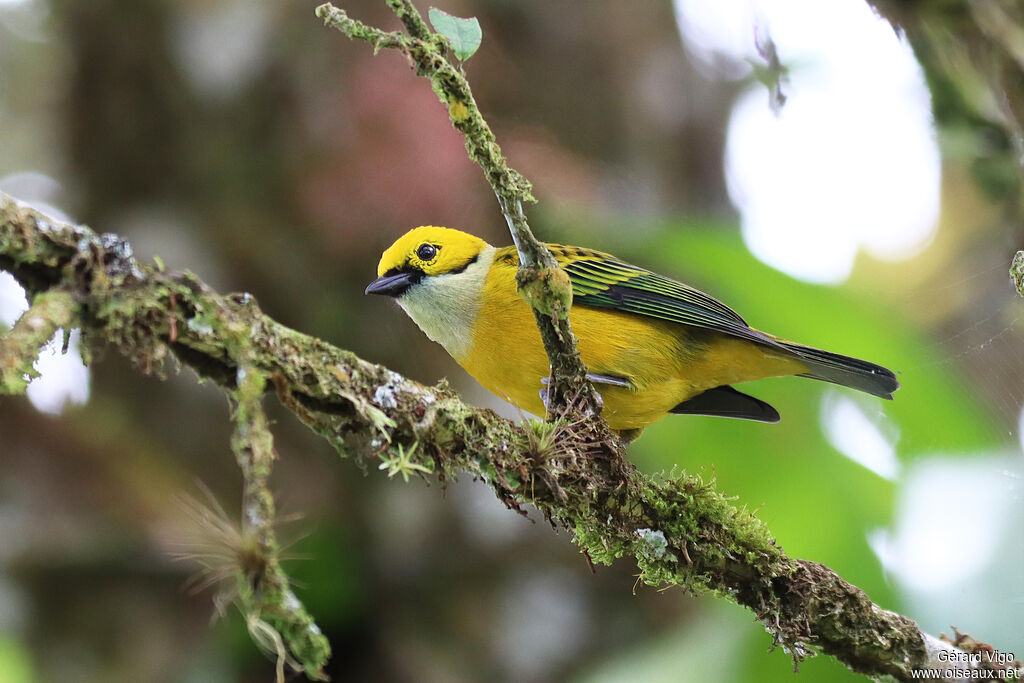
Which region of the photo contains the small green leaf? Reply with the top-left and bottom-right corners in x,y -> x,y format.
428,7 -> 481,62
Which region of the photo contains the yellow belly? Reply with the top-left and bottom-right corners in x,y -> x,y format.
458,271 -> 807,431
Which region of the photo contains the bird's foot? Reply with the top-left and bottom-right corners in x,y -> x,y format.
540,374 -> 609,411
585,372 -> 632,388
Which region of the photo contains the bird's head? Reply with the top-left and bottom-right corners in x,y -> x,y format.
365,226 -> 491,298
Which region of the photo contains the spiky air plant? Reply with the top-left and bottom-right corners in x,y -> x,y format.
168,483 -> 308,682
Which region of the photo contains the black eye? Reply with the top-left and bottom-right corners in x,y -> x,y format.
416,243 -> 437,261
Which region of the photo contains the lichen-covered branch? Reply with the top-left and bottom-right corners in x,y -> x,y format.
0,196 -> 330,680
315,1 -> 601,418
0,289 -> 74,393
231,353 -> 331,680
1013,251 -> 1024,296
3,196 -> 1020,681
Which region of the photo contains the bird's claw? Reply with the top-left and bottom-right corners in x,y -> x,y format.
539,376 -> 605,411
585,372 -> 632,388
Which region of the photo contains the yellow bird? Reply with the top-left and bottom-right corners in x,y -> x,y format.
366,226 -> 898,433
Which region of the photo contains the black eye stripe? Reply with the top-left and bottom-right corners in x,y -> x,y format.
447,254 -> 478,275
416,243 -> 438,261
381,266 -> 422,285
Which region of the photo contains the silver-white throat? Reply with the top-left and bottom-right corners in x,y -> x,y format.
396,245 -> 495,361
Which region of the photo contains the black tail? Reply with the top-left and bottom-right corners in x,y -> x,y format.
779,342 -> 899,399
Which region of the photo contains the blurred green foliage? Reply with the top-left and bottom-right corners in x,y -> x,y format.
0,638 -> 33,683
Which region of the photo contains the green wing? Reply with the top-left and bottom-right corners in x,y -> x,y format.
545,244 -> 777,348
491,244 -> 898,398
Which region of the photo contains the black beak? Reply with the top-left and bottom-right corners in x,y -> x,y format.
365,271 -> 419,297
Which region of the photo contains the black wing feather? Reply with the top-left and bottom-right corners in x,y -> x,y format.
553,250 -> 781,349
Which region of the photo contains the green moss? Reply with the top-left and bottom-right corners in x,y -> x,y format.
571,524 -> 623,566
0,289 -> 76,393
1012,251 -> 1024,297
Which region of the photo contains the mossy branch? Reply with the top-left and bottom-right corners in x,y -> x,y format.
232,354 -> 331,680
315,1 -> 601,419
1013,251 -> 1024,296
0,196 -> 330,680
0,289 -> 74,393
3,196 -> 1021,681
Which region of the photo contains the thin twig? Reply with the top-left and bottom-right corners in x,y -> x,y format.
316,1 -> 603,420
